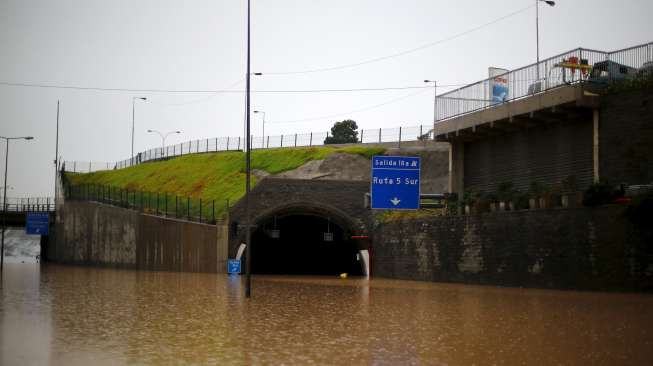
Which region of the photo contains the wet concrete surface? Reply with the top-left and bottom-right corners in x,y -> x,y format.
1,264 -> 652,365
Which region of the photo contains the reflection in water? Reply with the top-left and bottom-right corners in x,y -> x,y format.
1,264 -> 653,365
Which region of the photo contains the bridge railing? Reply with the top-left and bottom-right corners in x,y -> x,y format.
1,197 -> 55,212
436,42 -> 652,122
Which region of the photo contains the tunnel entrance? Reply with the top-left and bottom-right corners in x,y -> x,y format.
250,213 -> 363,276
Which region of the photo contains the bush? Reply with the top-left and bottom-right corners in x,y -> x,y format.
582,182 -> 617,206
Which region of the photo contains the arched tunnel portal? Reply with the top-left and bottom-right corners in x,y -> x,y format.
243,203 -> 368,276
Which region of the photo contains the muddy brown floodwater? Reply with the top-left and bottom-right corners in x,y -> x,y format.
1,264 -> 652,365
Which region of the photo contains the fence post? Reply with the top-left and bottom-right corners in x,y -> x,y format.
73,161 -> 76,172
379,128 -> 381,143
237,137 -> 241,151
227,137 -> 230,151
199,199 -> 203,223
196,139 -> 200,153
398,126 -> 402,148
215,138 -> 218,151
89,162 -> 91,172
281,135 -> 284,147
294,134 -> 297,147
310,133 -> 313,146
206,138 -> 209,152
361,129 -> 364,143
267,136 -> 270,148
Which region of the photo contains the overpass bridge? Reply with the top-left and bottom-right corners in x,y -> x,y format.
432,42 -> 652,195
1,197 -> 55,226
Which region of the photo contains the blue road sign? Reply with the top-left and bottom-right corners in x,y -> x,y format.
371,155 -> 420,210
227,259 -> 241,274
25,212 -> 49,235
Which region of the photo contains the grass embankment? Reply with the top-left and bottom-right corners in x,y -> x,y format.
67,145 -> 385,219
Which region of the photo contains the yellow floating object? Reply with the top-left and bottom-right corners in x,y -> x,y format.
339,273 -> 348,278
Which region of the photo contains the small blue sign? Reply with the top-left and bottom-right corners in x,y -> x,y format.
227,259 -> 241,275
371,155 -> 420,210
26,212 -> 49,235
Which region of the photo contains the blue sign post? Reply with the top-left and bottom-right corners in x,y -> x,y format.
227,259 -> 241,275
26,212 -> 49,235
371,156 -> 420,210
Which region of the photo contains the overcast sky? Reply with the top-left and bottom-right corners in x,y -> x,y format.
1,0 -> 651,198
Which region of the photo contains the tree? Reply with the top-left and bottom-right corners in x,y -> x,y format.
324,119 -> 359,144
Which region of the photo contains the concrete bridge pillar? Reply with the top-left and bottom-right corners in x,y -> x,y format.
448,141 -> 464,194
593,109 -> 600,183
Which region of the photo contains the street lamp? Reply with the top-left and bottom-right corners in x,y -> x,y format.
131,97 -> 147,165
253,110 -> 266,148
147,129 -> 181,159
536,0 -> 555,81
1,136 -> 34,274
424,80 -> 437,136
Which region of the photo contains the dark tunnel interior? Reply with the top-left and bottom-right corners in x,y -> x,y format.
250,214 -> 363,276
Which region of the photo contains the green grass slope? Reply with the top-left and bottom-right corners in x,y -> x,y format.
67,145 -> 385,218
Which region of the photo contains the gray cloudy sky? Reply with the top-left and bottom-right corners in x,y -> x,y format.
1,0 -> 651,198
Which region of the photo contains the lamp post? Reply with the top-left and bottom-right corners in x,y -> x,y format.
147,129 -> 181,159
536,0 -> 555,81
253,110 -> 266,148
131,97 -> 147,165
1,136 -> 34,274
424,80 -> 437,136
245,0 -> 252,298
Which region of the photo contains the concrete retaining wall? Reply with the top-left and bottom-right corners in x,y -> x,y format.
600,88 -> 653,185
372,205 -> 653,292
50,200 -> 227,273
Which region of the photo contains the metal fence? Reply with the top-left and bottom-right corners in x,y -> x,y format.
65,183 -> 229,224
61,161 -> 114,174
1,197 -> 55,212
436,42 -> 653,121
64,124 -> 433,173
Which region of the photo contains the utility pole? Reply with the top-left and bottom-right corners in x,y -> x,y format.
1,136 -> 34,274
424,80 -> 437,137
131,97 -> 147,165
245,0 -> 252,298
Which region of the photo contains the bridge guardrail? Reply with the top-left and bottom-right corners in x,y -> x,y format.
1,197 -> 55,212
436,42 -> 652,121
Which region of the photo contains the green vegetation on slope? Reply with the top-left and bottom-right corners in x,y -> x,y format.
67,145 -> 385,218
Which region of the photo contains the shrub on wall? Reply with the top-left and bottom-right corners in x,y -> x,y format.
583,182 -> 618,206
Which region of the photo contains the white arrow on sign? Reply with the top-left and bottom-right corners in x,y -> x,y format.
390,197 -> 401,206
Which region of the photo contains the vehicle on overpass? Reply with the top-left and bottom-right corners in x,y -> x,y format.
588,60 -> 638,84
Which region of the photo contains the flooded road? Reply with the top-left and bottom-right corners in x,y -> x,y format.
1,264 -> 652,365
